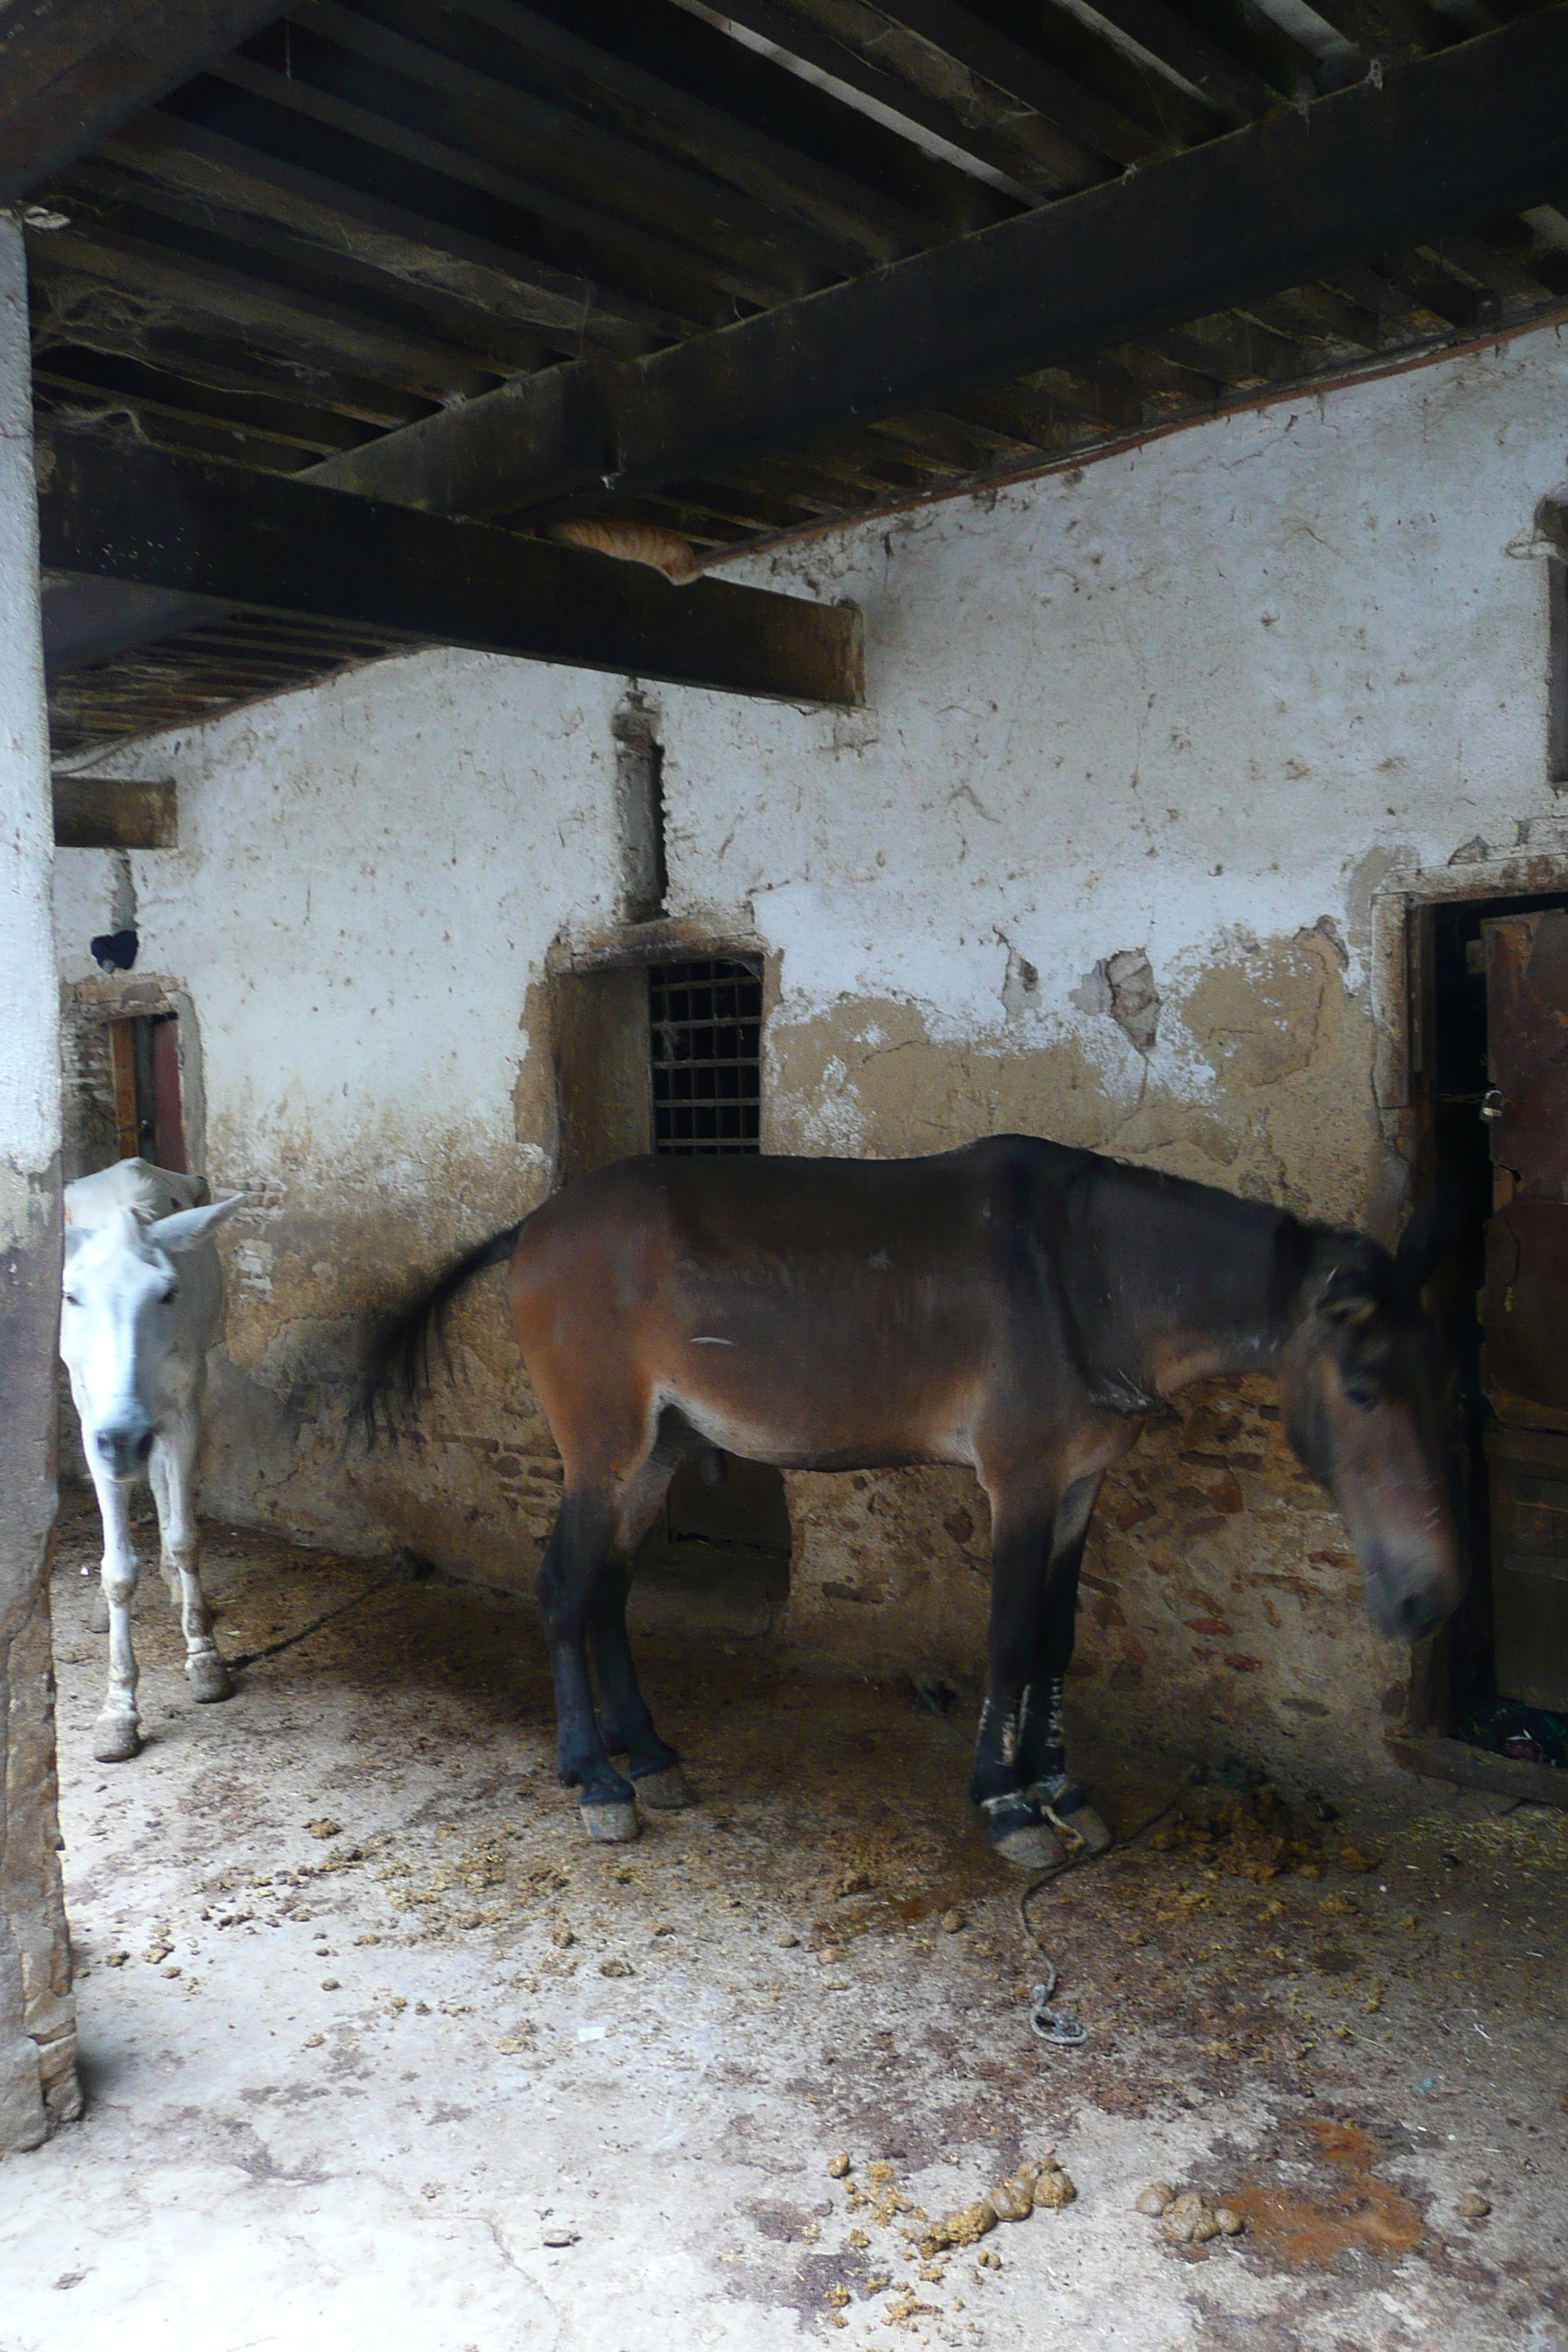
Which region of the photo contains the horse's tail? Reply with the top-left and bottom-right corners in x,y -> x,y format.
354,1222 -> 523,1447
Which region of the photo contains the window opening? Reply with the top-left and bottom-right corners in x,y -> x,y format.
649,958 -> 762,1156
110,1011 -> 186,1169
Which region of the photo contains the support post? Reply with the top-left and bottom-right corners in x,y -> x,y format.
0,210 -> 79,2149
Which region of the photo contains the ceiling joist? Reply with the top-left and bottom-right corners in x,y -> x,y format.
37,426 -> 864,706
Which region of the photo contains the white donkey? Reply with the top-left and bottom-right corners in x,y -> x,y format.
61,1158 -> 245,1762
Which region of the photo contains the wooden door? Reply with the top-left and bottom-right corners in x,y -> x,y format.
1481,909 -> 1568,1708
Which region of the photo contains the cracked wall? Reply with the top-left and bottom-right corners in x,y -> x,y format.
50,323 -> 1568,1787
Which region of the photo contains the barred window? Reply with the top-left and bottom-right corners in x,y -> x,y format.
649,958 -> 762,1155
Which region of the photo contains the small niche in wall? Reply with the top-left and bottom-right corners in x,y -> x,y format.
110,1011 -> 186,1169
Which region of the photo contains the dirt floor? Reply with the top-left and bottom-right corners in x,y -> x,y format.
4,1490 -> 1568,2352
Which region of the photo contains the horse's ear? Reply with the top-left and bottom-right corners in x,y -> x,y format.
145,1194 -> 246,1254
63,1226 -> 88,1261
1395,1194 -> 1450,1300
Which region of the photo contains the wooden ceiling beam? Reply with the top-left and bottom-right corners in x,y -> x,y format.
681,0 -> 1097,197
0,0 -> 284,201
92,110 -> 677,353
866,0 -> 1171,167
36,426 -> 864,706
309,8 -> 1568,524
202,50 -> 771,320
613,7 -> 1568,488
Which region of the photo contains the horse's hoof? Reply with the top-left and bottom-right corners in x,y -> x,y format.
1051,1801 -> 1113,1855
187,1654 -> 233,1704
88,1594 -> 110,1635
990,1820 -> 1068,1871
633,1764 -> 694,1810
1036,1778 -> 1114,1855
93,1714 -> 141,1764
579,1801 -> 640,1845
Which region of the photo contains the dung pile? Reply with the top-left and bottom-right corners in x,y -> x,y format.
1135,2183 -> 1243,2244
1146,1784 -> 1379,1885
918,2155 -> 1075,2256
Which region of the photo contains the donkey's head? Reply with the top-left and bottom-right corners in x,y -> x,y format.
61,1197 -> 242,1481
1278,1213 -> 1464,1644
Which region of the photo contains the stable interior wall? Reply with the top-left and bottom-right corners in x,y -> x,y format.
52,323 -> 1568,1788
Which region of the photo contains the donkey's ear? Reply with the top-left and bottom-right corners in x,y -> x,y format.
1395,1194 -> 1450,1300
145,1194 -> 246,1254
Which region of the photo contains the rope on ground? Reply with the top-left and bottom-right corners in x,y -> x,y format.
227,1572 -> 401,1672
908,1673 -> 1195,2055
1019,1783 -> 1193,2051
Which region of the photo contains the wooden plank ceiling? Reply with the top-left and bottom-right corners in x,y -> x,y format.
19,0 -> 1568,756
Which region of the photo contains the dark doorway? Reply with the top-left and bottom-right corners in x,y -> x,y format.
1420,892 -> 1568,1765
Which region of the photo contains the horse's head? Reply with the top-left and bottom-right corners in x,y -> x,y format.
1278,1213 -> 1464,1644
61,1197 -> 242,1480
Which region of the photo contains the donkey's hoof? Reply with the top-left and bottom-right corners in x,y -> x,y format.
579,1801 -> 640,1845
187,1654 -> 234,1704
633,1764 -> 695,1810
991,1820 -> 1068,1871
88,1594 -> 110,1635
93,1713 -> 141,1764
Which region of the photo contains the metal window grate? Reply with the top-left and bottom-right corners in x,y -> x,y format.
649,958 -> 762,1155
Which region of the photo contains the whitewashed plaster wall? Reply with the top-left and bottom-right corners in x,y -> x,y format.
660,325 -> 1568,1218
50,321 -> 1568,1782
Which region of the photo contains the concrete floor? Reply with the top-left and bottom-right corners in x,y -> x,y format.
4,1493 -> 1568,2352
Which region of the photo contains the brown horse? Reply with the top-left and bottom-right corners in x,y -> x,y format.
361,1137 -> 1463,1866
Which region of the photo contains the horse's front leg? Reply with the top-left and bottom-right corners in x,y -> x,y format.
537,1490 -> 639,1844
88,1460 -> 143,1762
970,1488 -> 1067,1869
150,1410 -> 232,1705
589,1561 -> 692,1810
1016,1474 -> 1113,1857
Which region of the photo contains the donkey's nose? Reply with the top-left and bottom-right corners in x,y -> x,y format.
97,1423 -> 154,1478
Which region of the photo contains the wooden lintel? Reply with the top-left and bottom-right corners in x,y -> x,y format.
53,772 -> 178,849
36,430 -> 864,708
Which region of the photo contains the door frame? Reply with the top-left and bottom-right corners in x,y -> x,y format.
1371,832 -> 1568,1801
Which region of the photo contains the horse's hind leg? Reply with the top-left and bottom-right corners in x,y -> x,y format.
537,1488 -> 640,1843
588,1563 -> 691,1807
588,1450 -> 693,1807
88,1460 -> 142,1763
151,1409 -> 232,1704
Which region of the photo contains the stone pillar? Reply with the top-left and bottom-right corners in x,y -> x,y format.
0,211 -> 80,2149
